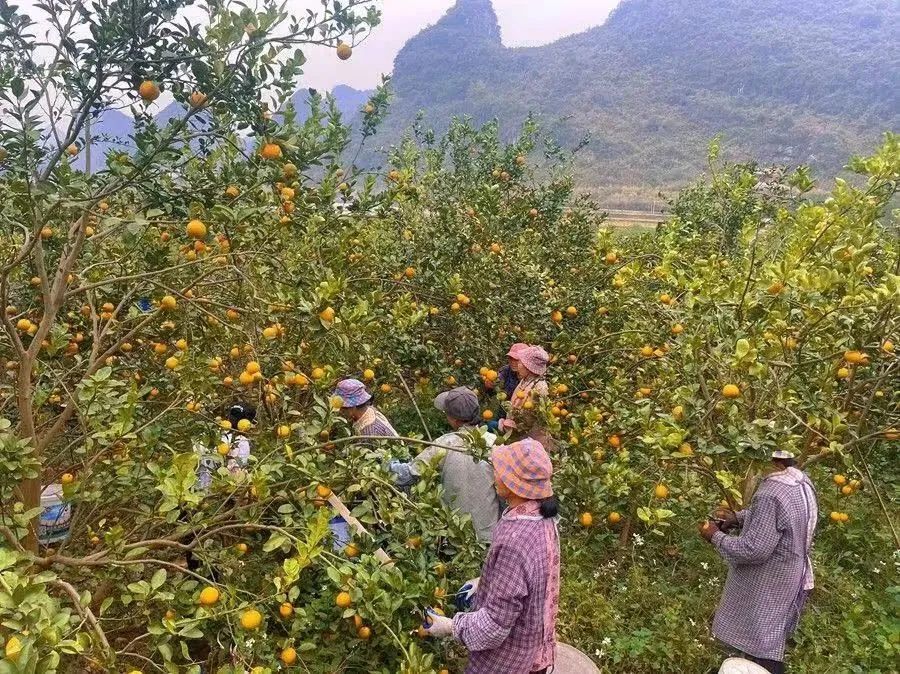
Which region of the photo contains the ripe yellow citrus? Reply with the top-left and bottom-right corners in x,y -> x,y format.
833,474 -> 847,486
841,485 -> 852,496
316,484 -> 332,499
357,625 -> 371,640
188,91 -> 208,108
277,425 -> 291,439
551,310 -> 563,323
335,591 -> 352,608
198,586 -> 220,606
279,602 -> 294,618
260,143 -> 282,159
345,543 -> 360,558
654,484 -> 669,499
240,608 -> 262,630
608,511 -> 622,524
237,418 -> 252,432
482,409 -> 494,421
721,384 -> 741,399
843,350 -> 864,364
160,295 -> 177,311
380,383 -> 392,393
311,367 -> 325,380
320,306 -> 336,322
579,512 -> 593,527
245,361 -> 261,375
363,368 -> 375,381
608,435 -> 621,448
640,345 -> 654,357
672,405 -> 684,420
61,472 -> 74,485
280,646 -> 297,665
165,356 -> 179,370
671,323 -> 684,335
336,42 -> 352,60
566,306 -> 578,317
138,80 -> 160,101
836,367 -> 850,379
186,219 -> 206,239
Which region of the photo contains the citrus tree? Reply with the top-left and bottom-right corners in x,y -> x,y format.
0,0 -> 897,669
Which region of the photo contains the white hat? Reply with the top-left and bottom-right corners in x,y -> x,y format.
771,450 -> 795,460
719,658 -> 772,674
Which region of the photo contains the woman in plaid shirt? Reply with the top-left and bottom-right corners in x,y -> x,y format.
425,439 -> 560,674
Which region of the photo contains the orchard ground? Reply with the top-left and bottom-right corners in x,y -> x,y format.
0,2 -> 898,673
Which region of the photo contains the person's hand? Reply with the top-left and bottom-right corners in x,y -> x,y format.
699,520 -> 720,542
423,609 -> 453,638
498,418 -> 517,432
483,377 -> 496,390
714,508 -> 738,531
455,577 -> 480,611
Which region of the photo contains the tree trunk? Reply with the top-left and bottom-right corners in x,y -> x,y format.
16,354 -> 40,553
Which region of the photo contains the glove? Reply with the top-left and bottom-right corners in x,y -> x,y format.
699,520 -> 720,543
713,508 -> 739,532
455,577 -> 480,611
423,609 -> 453,638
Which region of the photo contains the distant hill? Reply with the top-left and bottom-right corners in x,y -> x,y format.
73,85 -> 373,171
355,0 -> 900,206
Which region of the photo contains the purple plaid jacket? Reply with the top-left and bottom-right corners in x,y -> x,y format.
453,501 -> 560,673
711,469 -> 818,661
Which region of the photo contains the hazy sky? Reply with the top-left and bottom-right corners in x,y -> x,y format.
18,0 -> 620,92
304,0 -> 622,90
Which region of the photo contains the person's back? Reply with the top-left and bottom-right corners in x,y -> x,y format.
435,431 -> 501,542
458,499 -> 559,673
711,464 -> 817,666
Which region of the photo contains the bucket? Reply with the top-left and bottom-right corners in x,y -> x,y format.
328,516 -> 351,552
39,484 -> 71,546
554,643 -> 600,674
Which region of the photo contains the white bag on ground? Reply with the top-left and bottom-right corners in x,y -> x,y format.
719,657 -> 772,674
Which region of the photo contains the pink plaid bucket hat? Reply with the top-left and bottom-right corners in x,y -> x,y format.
491,439 -> 553,500
507,342 -> 529,359
519,345 -> 549,377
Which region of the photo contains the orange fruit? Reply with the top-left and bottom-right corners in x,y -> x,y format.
198,586 -> 220,606
335,591 -> 352,608
280,647 -> 297,665
654,484 -> 669,499
843,350 -> 864,364
188,91 -> 208,108
186,219 -> 206,239
138,80 -> 160,102
357,625 -> 371,640
608,512 -> 621,524
336,42 -> 352,60
279,602 -> 294,618
579,512 -> 593,527
608,435 -> 621,448
565,306 -> 577,317
721,384 -> 741,399
482,409 -> 494,421
833,474 -> 847,486
61,472 -> 75,485
316,484 -> 332,499
319,306 -> 336,322
239,609 -> 262,630
260,143 -> 282,159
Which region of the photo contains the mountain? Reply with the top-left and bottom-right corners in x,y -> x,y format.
360,0 -> 900,206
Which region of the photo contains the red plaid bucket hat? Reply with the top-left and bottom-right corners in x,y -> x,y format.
491,439 -> 553,500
